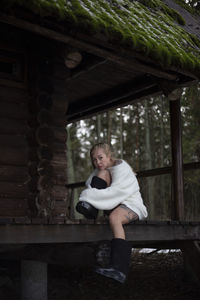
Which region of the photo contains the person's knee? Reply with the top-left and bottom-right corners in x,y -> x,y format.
109,211 -> 122,226
109,212 -> 115,225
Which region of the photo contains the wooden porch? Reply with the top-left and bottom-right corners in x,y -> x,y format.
0,1 -> 200,298
0,220 -> 200,246
0,219 -> 200,289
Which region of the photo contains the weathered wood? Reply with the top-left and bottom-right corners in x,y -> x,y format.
0,182 -> 29,198
0,165 -> 28,182
36,126 -> 54,145
28,178 -> 38,193
51,153 -> 68,165
0,101 -> 28,119
53,185 -> 68,201
67,57 -> 107,81
38,174 -> 67,187
0,134 -> 27,148
0,244 -> 96,267
0,147 -> 28,165
53,62 -> 71,80
0,85 -> 28,102
37,147 -> 67,163
0,78 -> 27,89
37,92 -> 53,110
0,198 -> 28,216
28,147 -> 39,162
137,161 -> 200,177
67,80 -> 160,122
52,79 -> 69,95
66,161 -> 200,190
14,217 -> 31,224
0,223 -> 199,244
37,147 -> 53,160
37,109 -> 53,125
37,161 -> 67,185
67,181 -> 85,189
0,217 -> 14,224
0,13 -> 183,81
0,118 -> 28,134
28,59 -> 68,218
51,94 -> 69,113
51,127 -> 67,143
169,99 -> 184,220
31,218 -> 48,225
52,175 -> 67,186
37,160 -> 53,176
37,130 -> 67,149
37,92 -> 68,114
52,201 -> 67,217
26,130 -> 38,147
28,162 -> 38,177
37,109 -> 67,127
49,217 -> 66,224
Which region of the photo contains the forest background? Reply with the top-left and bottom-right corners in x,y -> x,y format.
66,0 -> 200,221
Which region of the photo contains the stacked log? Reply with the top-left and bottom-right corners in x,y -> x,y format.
28,41 -> 69,219
0,38 -> 69,220
0,86 -> 30,217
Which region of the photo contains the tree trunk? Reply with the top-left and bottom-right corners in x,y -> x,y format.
119,108 -> 123,158
144,100 -> 155,219
66,126 -> 79,218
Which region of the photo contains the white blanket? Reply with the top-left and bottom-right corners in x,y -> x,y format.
79,160 -> 148,220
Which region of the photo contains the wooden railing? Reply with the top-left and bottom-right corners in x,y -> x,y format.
66,161 -> 200,219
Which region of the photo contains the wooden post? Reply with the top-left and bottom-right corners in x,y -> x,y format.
169,92 -> 184,220
181,241 -> 200,283
21,260 -> 47,300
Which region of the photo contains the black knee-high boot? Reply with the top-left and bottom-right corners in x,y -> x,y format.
95,238 -> 132,283
76,176 -> 107,219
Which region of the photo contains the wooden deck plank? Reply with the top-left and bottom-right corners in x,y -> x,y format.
0,223 -> 199,244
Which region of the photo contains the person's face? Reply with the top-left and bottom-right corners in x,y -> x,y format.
92,149 -> 112,170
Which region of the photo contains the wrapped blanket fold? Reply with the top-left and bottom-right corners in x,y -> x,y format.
79,160 -> 148,220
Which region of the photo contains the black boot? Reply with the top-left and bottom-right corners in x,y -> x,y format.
76,176 -> 107,219
95,238 -> 132,283
76,200 -> 98,219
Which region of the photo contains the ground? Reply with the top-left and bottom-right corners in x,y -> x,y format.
0,250 -> 200,300
48,250 -> 200,300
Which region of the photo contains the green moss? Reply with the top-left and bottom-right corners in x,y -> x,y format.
163,6 -> 185,25
139,0 -> 185,25
139,0 -> 161,9
2,0 -> 200,76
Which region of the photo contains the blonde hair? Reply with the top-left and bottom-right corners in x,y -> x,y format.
90,143 -> 115,167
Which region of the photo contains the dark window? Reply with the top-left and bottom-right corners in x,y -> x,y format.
0,49 -> 25,82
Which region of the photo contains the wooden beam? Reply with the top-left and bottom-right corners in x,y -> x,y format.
137,161 -> 200,177
0,223 -> 199,244
66,56 -> 108,81
169,98 -> 185,220
0,13 -> 179,81
67,76 -> 160,122
66,161 -> 200,189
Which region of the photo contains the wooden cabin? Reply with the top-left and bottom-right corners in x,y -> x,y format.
0,0 -> 200,298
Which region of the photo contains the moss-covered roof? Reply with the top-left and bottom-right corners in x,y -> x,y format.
2,0 -> 200,77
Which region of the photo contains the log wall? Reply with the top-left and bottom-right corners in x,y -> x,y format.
0,86 -> 30,217
27,38 -> 69,219
0,31 -> 69,220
